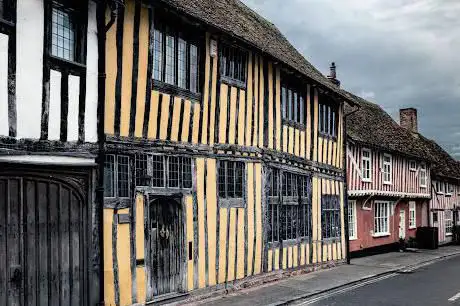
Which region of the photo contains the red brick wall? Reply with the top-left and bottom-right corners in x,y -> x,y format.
349,199 -> 426,252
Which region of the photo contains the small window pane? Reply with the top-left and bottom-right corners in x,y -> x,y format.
218,163 -> 226,197
51,7 -> 76,62
182,157 -> 193,188
177,38 -> 187,89
168,156 -> 180,188
135,154 -> 149,186
190,44 -> 199,93
152,155 -> 165,187
117,156 -> 130,198
221,45 -> 247,84
153,29 -> 163,81
104,155 -> 115,197
165,34 -> 175,84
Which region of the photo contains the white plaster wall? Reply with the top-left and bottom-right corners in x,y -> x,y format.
67,75 -> 80,141
16,0 -> 44,139
84,1 -> 98,142
48,70 -> 62,140
0,33 -> 8,136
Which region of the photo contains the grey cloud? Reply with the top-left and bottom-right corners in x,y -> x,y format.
242,0 -> 460,158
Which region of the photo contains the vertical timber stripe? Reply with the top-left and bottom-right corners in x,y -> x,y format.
246,52 -> 253,147
234,88 -> 240,145
181,100 -> 191,142
188,103 -> 195,143
128,1 -> 141,138
155,93 -> 163,139
159,93 -> 170,140
0,34 -> 8,136
237,90 -> 246,146
134,5 -> 149,138
105,6 -> 118,135
208,44 -> 217,145
192,102 -> 200,143
252,55 -> 258,147
120,1 -> 135,137
59,72 -> 69,142
166,95 -> 174,140
177,99 -> 185,142
113,5 -> 125,136
258,57 -> 264,148
142,8 -> 154,138
201,33 -> 211,144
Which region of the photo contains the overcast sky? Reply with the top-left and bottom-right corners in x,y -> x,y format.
242,0 -> 460,158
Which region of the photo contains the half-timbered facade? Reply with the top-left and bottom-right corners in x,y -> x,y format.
406,117 -> 460,245
0,0 -> 101,305
102,0 -> 355,304
346,99 -> 432,254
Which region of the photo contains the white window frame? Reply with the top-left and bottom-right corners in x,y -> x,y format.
436,181 -> 444,195
445,210 -> 453,236
409,160 -> 417,172
361,148 -> 372,182
419,163 -> 427,188
382,154 -> 392,185
446,183 -> 453,197
373,201 -> 390,236
409,202 -> 416,229
348,200 -> 357,240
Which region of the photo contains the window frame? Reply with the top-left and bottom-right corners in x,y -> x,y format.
267,169 -> 312,245
436,181 -> 444,195
409,202 -> 416,229
409,160 -> 417,172
47,1 -> 86,67
219,42 -> 248,89
151,11 -> 203,101
318,94 -> 339,139
445,210 -> 453,236
135,154 -> 193,190
321,195 -> 341,240
104,154 -> 131,199
382,154 -> 392,185
218,160 -> 245,206
419,163 -> 427,188
373,201 -> 390,236
348,200 -> 357,240
280,72 -> 307,129
446,182 -> 453,197
361,148 -> 372,182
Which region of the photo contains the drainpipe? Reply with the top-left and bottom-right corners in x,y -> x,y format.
343,105 -> 360,264
96,0 -> 117,304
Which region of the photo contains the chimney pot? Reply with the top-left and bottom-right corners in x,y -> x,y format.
400,108 -> 418,133
327,62 -> 341,88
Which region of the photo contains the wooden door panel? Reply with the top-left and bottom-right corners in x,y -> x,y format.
0,174 -> 88,306
149,197 -> 183,296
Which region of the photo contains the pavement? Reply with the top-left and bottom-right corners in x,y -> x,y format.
186,245 -> 460,306
307,254 -> 460,306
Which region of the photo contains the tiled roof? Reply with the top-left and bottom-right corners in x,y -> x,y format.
158,0 -> 355,104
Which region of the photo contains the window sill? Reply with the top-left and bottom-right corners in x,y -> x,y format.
220,76 -> 246,89
420,185 -> 427,189
436,192 -> 444,195
409,169 -> 417,172
446,233 -> 453,237
362,179 -> 372,183
372,233 -> 390,238
318,132 -> 338,141
349,237 -> 358,241
445,193 -> 453,197
49,55 -> 87,73
408,226 -> 417,230
152,80 -> 201,102
219,197 -> 244,208
383,182 -> 392,185
282,119 -> 307,130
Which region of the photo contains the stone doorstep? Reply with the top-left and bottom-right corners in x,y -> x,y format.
163,260 -> 346,305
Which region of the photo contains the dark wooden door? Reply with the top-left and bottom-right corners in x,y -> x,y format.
149,197 -> 183,296
0,174 -> 88,306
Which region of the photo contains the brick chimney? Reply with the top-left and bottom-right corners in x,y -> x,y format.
327,62 -> 341,88
400,108 -> 418,133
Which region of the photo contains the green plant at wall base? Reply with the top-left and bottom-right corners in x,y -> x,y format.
407,237 -> 417,248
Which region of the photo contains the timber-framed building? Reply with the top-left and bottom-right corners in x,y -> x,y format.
0,0 -> 102,305
102,0 -> 355,304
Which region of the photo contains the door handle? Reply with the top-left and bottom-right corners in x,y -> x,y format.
10,265 -> 22,284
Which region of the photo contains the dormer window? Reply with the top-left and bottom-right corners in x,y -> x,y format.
220,44 -> 247,88
382,154 -> 392,184
409,160 -> 417,171
318,94 -> 338,138
152,15 -> 201,96
281,74 -> 306,126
